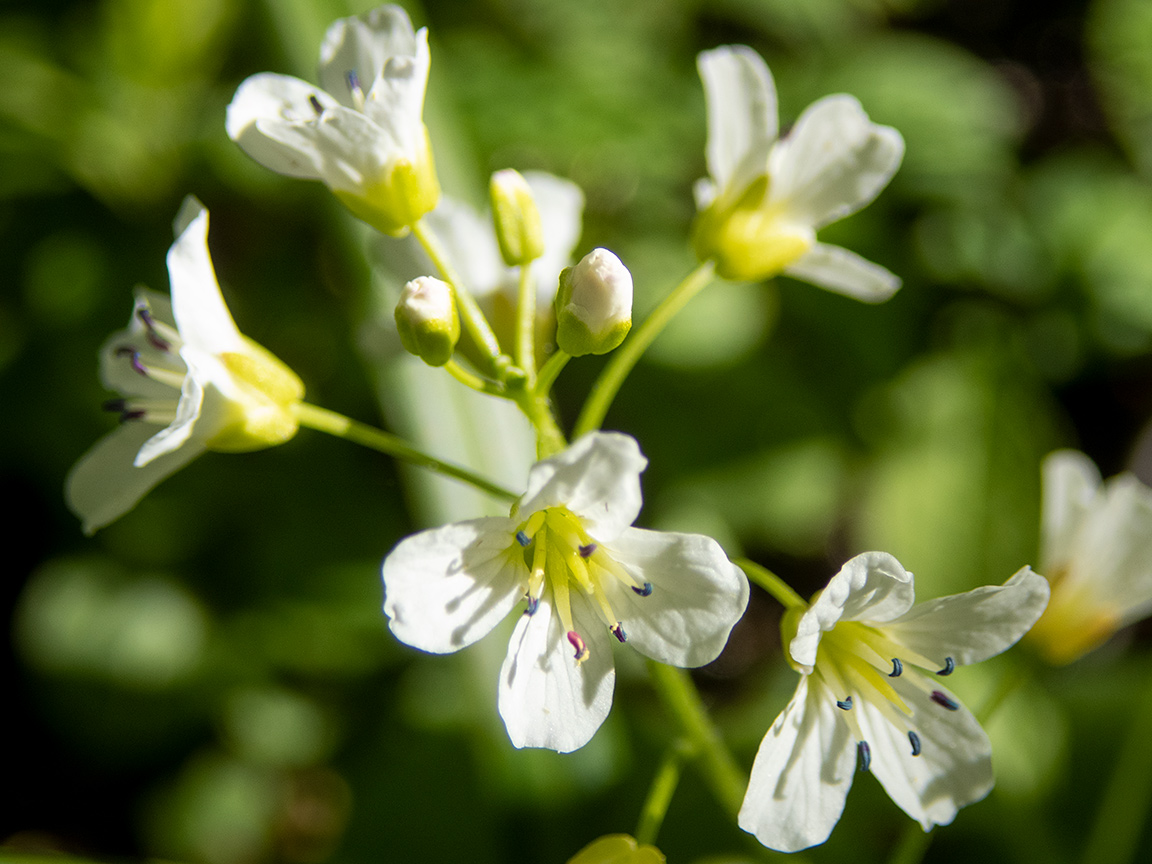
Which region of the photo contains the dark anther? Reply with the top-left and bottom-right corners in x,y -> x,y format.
116,347 -> 148,377
309,94 -> 323,115
567,630 -> 589,662
909,730 -> 922,757
889,658 -> 903,678
936,656 -> 955,676
135,306 -> 171,352
102,398 -> 127,413
631,582 -> 653,597
857,741 -> 871,773
931,690 -> 960,711
610,623 -> 627,643
578,543 -> 597,558
836,697 -> 853,711
515,530 -> 531,547
346,70 -> 361,93
525,596 -> 538,616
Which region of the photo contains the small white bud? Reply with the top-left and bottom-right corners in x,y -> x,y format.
490,169 -> 544,266
395,276 -> 460,366
555,248 -> 633,357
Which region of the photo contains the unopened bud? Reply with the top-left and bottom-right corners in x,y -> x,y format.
490,169 -> 544,266
395,276 -> 460,366
554,249 -> 633,357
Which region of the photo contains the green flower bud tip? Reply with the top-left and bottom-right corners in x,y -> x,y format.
555,248 -> 633,357
490,168 -> 544,266
395,276 -> 460,366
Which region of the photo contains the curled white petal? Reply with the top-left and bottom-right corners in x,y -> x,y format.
739,676 -> 857,852
698,45 -> 777,197
604,527 -> 748,667
517,432 -> 647,542
784,242 -> 902,303
382,517 -> 525,653
885,566 -> 1050,667
791,552 -> 914,671
226,74 -> 337,180
498,590 -> 615,752
767,94 -> 904,229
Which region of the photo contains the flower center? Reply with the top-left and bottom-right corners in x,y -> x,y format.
513,506 -> 652,664
815,621 -> 959,767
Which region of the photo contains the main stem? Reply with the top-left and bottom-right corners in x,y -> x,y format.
646,660 -> 747,820
573,261 -> 716,437
294,402 -> 518,502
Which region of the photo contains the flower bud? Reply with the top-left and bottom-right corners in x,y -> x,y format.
554,249 -> 633,357
395,276 -> 460,366
490,169 -> 544,266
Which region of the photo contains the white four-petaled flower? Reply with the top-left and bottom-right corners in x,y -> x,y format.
1028,450 -> 1152,664
66,198 -> 304,535
227,4 -> 439,235
739,552 -> 1048,852
693,46 -> 904,300
382,432 -> 749,753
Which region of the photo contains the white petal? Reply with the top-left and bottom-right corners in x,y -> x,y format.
784,242 -> 901,303
362,28 -> 430,155
498,589 -> 615,752
65,421 -> 206,535
1069,473 -> 1152,625
1040,450 -> 1101,573
254,107 -> 394,193
525,171 -> 585,304
134,372 -> 205,466
227,73 -> 338,180
382,517 -> 525,653
517,432 -> 647,542
768,94 -> 904,229
739,676 -> 857,852
855,680 -> 992,830
604,527 -> 748,667
884,567 -> 1049,668
319,6 -> 419,109
697,46 -> 777,197
166,201 -> 245,357
791,552 -> 914,671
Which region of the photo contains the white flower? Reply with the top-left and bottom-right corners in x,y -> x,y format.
739,553 -> 1049,852
555,248 -> 633,356
66,198 -> 304,535
226,4 -> 439,235
1028,450 -> 1152,664
382,432 -> 749,753
693,46 -> 904,300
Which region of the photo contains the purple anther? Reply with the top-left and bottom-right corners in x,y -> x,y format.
120,409 -> 147,423
525,596 -> 538,616
116,347 -> 149,377
889,658 -> 903,678
309,94 -> 324,115
936,656 -> 955,676
908,730 -> 921,757
566,630 -> 589,662
610,623 -> 627,643
857,740 -> 871,773
135,306 -> 171,352
836,697 -> 853,711
931,690 -> 959,711
346,70 -> 362,95
631,582 -> 653,597
578,543 -> 597,558
515,530 -> 531,547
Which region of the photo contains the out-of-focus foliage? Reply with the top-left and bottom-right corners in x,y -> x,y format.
4,0 -> 1152,863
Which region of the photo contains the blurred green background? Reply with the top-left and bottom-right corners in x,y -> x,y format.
4,0 -> 1152,862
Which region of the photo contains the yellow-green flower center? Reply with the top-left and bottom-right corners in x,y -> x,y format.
514,506 -> 651,663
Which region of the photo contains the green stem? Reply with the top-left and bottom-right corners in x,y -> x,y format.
444,359 -> 505,396
646,660 -> 746,819
1081,657 -> 1152,864
635,741 -> 690,847
535,349 -> 571,398
412,219 -> 505,373
738,559 -> 807,610
294,402 -> 518,502
573,261 -> 716,437
515,260 -> 537,385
